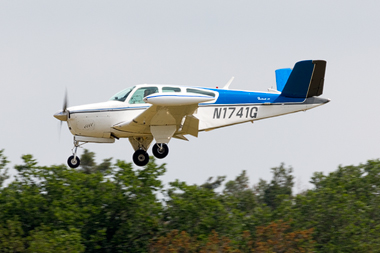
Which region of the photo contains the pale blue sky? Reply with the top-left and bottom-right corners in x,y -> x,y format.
1,1 -> 380,190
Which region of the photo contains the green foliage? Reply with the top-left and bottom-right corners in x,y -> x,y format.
255,163 -> 294,210
0,152 -> 165,252
0,150 -> 9,188
164,179 -> 232,238
27,226 -> 84,253
223,170 -> 256,214
79,149 -> 113,174
0,220 -> 25,252
1,149 -> 380,252
291,160 -> 380,252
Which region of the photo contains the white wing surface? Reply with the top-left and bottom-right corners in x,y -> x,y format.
112,103 -> 200,143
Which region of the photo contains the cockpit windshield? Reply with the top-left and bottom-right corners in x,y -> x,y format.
109,86 -> 135,102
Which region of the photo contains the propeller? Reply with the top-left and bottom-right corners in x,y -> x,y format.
54,89 -> 69,136
54,89 -> 69,121
60,90 -> 68,130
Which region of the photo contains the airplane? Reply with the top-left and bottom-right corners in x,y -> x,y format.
54,60 -> 329,168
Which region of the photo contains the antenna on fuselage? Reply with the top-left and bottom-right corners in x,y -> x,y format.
223,77 -> 234,89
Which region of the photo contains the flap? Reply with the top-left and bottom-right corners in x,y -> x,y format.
181,115 -> 199,137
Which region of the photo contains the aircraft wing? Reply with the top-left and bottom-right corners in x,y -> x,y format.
112,93 -> 214,143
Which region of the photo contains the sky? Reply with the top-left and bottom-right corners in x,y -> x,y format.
1,0 -> 380,191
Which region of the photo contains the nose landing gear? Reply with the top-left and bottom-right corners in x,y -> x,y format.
67,140 -> 81,168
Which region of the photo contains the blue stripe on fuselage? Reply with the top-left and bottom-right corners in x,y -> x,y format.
202,88 -> 305,105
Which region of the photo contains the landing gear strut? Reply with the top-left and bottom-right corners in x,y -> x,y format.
152,143 -> 169,159
65,136 -> 116,168
129,137 -> 153,167
133,149 -> 149,166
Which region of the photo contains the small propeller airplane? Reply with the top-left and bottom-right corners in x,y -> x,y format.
54,60 -> 329,167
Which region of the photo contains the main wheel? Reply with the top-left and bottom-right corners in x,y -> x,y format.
152,143 -> 169,159
67,155 -> 81,168
133,150 -> 149,166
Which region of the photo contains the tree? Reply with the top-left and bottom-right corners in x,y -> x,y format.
201,176 -> 226,191
253,220 -> 315,253
0,150 -> 9,188
27,227 -> 84,253
150,221 -> 315,253
4,149 -> 380,252
255,164 -> 294,210
163,177 -> 244,241
0,220 -> 25,253
79,149 -> 112,174
292,160 -> 380,252
0,153 -> 166,252
223,170 -> 256,214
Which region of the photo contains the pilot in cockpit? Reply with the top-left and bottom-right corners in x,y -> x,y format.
144,88 -> 156,98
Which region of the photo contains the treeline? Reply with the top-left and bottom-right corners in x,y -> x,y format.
0,149 -> 380,252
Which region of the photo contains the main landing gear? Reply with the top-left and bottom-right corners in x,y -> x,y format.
133,150 -> 149,166
132,143 -> 169,167
152,143 -> 169,159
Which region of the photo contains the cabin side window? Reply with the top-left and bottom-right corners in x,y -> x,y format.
186,88 -> 215,97
129,87 -> 158,104
162,87 -> 181,92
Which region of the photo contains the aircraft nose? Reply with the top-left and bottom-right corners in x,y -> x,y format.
54,111 -> 68,121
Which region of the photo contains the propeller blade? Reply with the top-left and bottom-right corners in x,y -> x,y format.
63,89 -> 68,112
57,89 -> 69,140
54,89 -> 69,121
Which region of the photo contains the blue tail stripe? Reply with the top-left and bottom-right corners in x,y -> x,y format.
275,68 -> 292,92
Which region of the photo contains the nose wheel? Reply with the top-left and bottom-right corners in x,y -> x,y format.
67,140 -> 81,168
133,149 -> 149,166
67,155 -> 81,168
152,143 -> 169,159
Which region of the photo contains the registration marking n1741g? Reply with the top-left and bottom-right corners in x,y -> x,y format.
213,106 -> 258,119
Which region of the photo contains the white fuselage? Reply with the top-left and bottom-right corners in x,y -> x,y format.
65,90 -> 326,139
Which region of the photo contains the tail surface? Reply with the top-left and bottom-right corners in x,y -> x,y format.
275,68 -> 292,92
280,60 -> 326,98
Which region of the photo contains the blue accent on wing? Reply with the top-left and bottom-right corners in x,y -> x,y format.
281,60 -> 314,98
275,68 -> 292,92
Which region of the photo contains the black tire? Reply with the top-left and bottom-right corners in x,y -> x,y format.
133,150 -> 149,166
67,155 -> 81,168
152,143 -> 169,159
